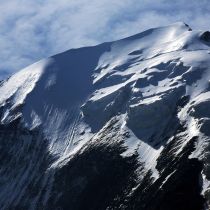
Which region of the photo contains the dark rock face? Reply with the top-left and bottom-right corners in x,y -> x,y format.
0,107 -> 205,210
47,142 -> 139,210
200,31 -> 210,43
0,118 -> 52,209
46,123 -> 205,210
126,135 -> 204,210
45,118 -> 139,210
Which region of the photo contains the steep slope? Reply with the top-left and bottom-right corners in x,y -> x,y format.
0,22 -> 210,210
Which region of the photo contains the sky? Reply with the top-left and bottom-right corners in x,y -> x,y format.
0,0 -> 210,79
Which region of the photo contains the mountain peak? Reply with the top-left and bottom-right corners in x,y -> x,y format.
169,21 -> 192,29
0,23 -> 210,209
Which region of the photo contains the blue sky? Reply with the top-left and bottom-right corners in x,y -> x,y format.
0,0 -> 210,79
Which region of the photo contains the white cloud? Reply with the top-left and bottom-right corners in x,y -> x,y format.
0,0 -> 210,79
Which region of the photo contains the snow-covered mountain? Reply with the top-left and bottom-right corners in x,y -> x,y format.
0,22 -> 210,210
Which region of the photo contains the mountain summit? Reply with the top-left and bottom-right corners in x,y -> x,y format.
0,22 -> 210,210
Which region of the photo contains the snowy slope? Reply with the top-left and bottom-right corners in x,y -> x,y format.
0,22 -> 210,210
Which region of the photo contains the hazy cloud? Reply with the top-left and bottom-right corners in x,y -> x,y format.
0,0 -> 210,79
